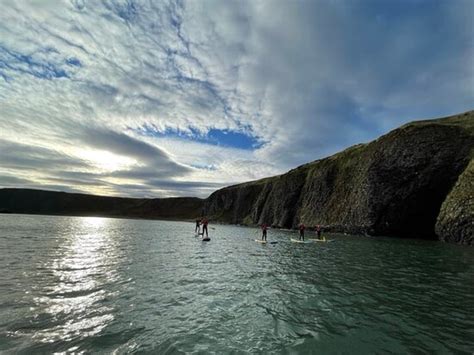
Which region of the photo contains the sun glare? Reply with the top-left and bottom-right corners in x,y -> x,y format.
80,216 -> 109,228
76,149 -> 137,172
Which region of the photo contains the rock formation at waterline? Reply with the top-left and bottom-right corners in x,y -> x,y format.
435,159 -> 473,245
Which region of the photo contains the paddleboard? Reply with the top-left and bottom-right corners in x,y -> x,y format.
291,238 -> 312,244
255,239 -> 267,244
202,238 -> 211,242
308,238 -> 333,243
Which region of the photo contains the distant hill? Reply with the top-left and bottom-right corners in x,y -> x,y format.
0,188 -> 203,220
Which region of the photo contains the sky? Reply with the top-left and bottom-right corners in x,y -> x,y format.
0,0 -> 473,198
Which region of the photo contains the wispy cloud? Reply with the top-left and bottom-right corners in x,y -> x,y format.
0,0 -> 472,197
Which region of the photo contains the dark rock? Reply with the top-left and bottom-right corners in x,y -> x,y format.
435,159 -> 474,245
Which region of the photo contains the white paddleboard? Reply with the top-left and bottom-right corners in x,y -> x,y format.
308,238 -> 333,243
255,239 -> 267,244
291,238 -> 312,244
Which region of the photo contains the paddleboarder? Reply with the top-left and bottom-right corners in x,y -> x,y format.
201,217 -> 209,237
195,219 -> 201,234
261,223 -> 268,241
316,224 -> 322,240
299,223 -> 305,241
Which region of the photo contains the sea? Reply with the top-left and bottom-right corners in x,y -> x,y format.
0,214 -> 473,354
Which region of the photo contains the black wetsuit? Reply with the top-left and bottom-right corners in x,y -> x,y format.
202,222 -> 208,237
262,228 -> 267,241
299,227 -> 305,241
195,220 -> 200,233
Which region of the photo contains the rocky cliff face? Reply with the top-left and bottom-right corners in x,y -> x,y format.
435,159 -> 474,245
203,111 -> 474,244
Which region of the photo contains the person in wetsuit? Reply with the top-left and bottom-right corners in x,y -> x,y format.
316,224 -> 322,240
201,217 -> 209,237
261,223 -> 268,241
299,223 -> 305,241
195,219 -> 201,234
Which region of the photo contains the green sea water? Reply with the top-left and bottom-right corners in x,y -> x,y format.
0,214 -> 473,354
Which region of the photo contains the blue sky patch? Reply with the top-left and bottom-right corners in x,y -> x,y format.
66,57 -> 82,67
0,45 -> 71,80
136,125 -> 263,150
206,129 -> 263,150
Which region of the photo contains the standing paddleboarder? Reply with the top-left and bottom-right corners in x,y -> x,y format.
195,219 -> 201,234
316,224 -> 322,240
299,223 -> 305,241
201,217 -> 209,237
261,223 -> 268,241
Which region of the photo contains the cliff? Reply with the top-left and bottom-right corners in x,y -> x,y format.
0,188 -> 203,220
202,111 -> 474,243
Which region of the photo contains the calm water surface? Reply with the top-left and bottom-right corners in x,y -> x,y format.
0,214 -> 473,354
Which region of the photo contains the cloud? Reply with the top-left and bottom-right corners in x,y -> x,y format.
0,0 -> 472,197
77,126 -> 191,177
0,139 -> 87,171
0,174 -> 34,186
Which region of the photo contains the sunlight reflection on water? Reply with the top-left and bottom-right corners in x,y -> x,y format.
32,217 -> 119,343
